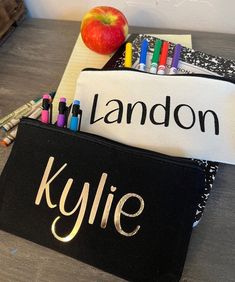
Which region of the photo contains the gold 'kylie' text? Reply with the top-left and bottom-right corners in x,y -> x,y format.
35,157 -> 145,242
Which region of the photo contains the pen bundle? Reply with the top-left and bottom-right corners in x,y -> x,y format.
0,92 -> 82,146
40,95 -> 82,132
106,33 -> 234,79
124,38 -> 181,74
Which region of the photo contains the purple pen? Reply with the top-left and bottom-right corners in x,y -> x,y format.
169,44 -> 182,74
57,97 -> 67,127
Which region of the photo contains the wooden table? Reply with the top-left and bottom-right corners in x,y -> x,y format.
0,18 -> 234,282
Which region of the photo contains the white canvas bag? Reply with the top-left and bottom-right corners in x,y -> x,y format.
75,69 -> 235,164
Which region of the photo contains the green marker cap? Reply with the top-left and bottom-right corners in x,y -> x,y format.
151,39 -> 162,64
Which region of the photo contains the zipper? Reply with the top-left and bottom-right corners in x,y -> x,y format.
21,117 -> 203,171
81,67 -> 235,84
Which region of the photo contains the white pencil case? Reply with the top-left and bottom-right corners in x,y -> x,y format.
75,68 -> 235,165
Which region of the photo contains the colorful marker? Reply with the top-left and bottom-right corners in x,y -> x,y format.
150,39 -> 162,74
138,39 -> 148,71
57,97 -> 67,127
157,41 -> 169,75
0,98 -> 41,128
2,98 -> 42,132
64,103 -> 72,127
41,94 -> 51,124
124,42 -> 132,68
69,100 -> 81,132
169,44 -> 182,74
0,107 -> 42,147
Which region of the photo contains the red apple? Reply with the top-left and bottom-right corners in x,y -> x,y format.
81,6 -> 128,55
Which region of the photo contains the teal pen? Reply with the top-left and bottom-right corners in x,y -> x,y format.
69,100 -> 81,132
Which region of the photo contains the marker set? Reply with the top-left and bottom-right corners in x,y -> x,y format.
41,95 -> 82,132
0,93 -> 82,147
125,39 -> 182,75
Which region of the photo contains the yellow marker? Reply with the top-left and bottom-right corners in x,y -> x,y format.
124,42 -> 132,68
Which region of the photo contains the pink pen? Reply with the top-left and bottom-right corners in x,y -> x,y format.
41,94 -> 50,124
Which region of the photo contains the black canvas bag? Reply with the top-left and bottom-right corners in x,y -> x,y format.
0,117 -> 205,281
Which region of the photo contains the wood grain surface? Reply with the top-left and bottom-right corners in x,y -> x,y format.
0,18 -> 234,282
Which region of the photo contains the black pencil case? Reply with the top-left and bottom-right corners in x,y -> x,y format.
0,117 -> 205,282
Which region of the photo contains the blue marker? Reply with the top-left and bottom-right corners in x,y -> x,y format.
138,39 -> 148,71
69,100 -> 81,132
